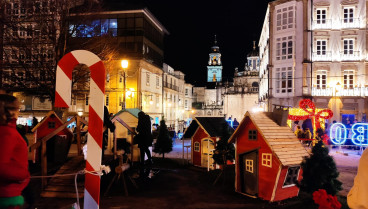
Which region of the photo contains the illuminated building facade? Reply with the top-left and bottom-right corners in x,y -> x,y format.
259,0 -> 368,123
68,7 -> 169,122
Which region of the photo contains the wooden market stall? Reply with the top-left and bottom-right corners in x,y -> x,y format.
183,116 -> 231,170
228,112 -> 309,202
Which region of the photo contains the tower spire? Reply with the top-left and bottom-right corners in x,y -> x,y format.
253,40 -> 256,50
214,34 -> 217,45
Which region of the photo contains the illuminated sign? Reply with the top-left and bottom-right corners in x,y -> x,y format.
329,123 -> 368,145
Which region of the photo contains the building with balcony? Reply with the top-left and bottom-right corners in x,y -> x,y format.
310,0 -> 367,123
162,63 -> 192,131
259,0 -> 368,123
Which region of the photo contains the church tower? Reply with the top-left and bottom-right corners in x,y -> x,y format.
207,35 -> 223,83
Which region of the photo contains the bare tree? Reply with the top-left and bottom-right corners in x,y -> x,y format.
0,0 -> 119,103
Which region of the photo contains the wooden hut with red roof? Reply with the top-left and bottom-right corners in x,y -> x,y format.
228,112 -> 308,202
32,111 -> 73,163
183,117 -> 231,170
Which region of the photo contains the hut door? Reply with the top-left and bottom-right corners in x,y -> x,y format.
240,150 -> 258,196
201,138 -> 215,169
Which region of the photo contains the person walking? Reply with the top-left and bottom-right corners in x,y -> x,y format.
136,111 -> 153,165
0,95 -> 30,209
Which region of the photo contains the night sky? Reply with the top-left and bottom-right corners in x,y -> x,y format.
143,1 -> 271,86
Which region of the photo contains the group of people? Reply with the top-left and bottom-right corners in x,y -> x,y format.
293,120 -> 313,140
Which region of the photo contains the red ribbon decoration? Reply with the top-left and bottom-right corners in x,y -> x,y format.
288,99 -> 333,130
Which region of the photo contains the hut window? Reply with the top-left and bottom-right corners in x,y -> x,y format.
283,166 -> 300,187
194,142 -> 200,152
48,122 -> 55,129
248,130 -> 257,140
245,159 -> 254,173
262,153 -> 272,167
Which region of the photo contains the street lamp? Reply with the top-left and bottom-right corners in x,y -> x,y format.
121,60 -> 128,110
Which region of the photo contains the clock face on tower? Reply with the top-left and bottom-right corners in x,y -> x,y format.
207,66 -> 222,82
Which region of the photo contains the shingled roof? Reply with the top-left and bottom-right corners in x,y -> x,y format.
183,117 -> 229,138
229,112 -> 309,166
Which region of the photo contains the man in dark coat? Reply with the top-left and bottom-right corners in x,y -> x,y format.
136,111 -> 153,164
103,106 -> 115,160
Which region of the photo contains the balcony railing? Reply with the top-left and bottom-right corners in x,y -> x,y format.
312,51 -> 332,61
163,82 -> 179,91
341,18 -> 361,29
340,51 -> 361,61
312,87 -> 368,97
312,19 -> 332,30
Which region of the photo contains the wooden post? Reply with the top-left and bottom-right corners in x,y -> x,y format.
76,116 -> 81,156
41,140 -> 47,189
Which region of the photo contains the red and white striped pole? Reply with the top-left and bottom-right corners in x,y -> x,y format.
55,50 -> 105,209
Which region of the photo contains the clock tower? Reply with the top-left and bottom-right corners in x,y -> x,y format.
207,35 -> 222,82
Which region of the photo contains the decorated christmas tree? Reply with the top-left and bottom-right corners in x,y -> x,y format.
153,118 -> 173,159
299,129 -> 342,195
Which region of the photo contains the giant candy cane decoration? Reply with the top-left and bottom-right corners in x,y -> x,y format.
55,50 -> 105,209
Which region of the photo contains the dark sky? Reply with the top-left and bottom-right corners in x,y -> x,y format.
143,1 -> 271,86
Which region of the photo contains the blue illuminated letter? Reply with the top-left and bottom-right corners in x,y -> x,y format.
351,123 -> 368,145
329,123 -> 347,145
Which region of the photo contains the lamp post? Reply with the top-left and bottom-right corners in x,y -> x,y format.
121,60 -> 128,110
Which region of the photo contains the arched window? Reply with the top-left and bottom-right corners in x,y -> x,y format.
252,82 -> 259,87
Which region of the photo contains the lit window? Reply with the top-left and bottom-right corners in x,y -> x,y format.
343,39 -> 354,55
156,76 -> 160,88
344,70 -> 354,89
245,159 -> 254,173
276,36 -> 293,60
316,40 -> 327,55
316,70 -> 327,89
249,130 -> 257,140
146,72 -> 150,86
283,166 -> 300,186
262,153 -> 272,167
276,6 -> 294,31
276,67 -> 293,93
194,142 -> 200,152
316,8 -> 327,24
343,7 -> 354,23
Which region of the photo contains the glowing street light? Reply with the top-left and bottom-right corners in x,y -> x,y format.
121,59 -> 128,110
